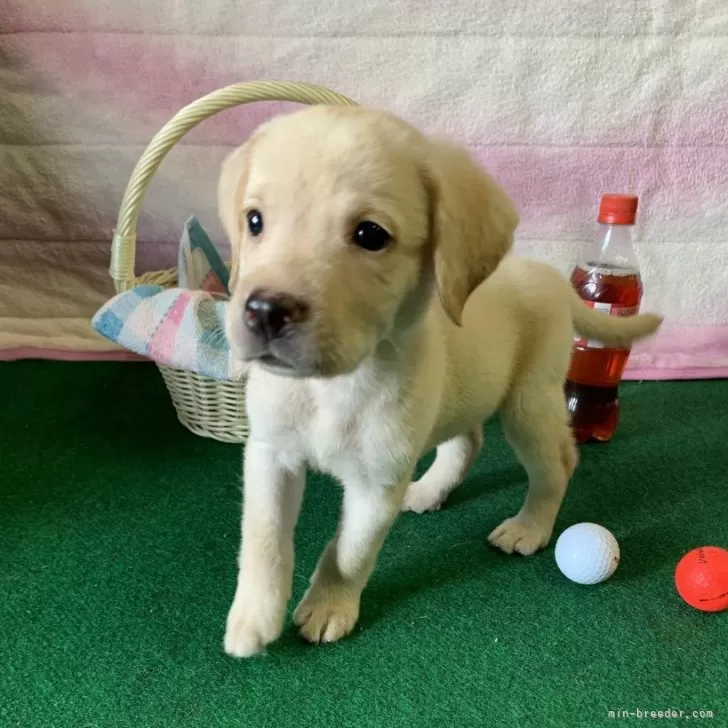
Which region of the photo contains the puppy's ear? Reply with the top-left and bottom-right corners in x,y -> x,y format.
218,142 -> 252,291
424,140 -> 518,325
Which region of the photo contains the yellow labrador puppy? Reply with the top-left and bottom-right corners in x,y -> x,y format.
219,106 -> 661,657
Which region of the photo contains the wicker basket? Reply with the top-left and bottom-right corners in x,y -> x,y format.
109,81 -> 357,443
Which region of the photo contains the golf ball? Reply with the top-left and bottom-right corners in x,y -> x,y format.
555,523 -> 620,584
674,546 -> 728,613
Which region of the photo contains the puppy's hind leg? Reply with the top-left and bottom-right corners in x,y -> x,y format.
402,425 -> 483,513
488,383 -> 577,556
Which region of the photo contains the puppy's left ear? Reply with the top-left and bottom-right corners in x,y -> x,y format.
424,140 -> 519,325
218,142 -> 252,291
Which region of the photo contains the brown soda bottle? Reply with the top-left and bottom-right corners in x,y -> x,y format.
565,194 -> 643,444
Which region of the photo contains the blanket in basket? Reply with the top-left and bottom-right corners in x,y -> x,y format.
91,217 -> 247,381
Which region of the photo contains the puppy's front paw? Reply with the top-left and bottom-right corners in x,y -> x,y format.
293,584 -> 359,644
401,480 -> 445,514
488,515 -> 552,556
224,597 -> 284,658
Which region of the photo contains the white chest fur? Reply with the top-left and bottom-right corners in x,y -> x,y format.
306,376 -> 414,486
246,364 -> 424,488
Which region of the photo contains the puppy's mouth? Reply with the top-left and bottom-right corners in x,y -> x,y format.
246,349 -> 319,378
255,352 -> 294,370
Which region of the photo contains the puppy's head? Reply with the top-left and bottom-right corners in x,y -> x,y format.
220,106 -> 517,378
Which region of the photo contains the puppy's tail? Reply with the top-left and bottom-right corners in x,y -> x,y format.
570,289 -> 663,348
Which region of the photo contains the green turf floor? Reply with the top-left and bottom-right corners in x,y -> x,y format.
1,362 -> 727,727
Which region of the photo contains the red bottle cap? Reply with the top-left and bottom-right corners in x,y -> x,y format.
597,194 -> 639,225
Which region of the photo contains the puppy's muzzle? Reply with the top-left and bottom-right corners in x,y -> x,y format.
244,289 -> 309,342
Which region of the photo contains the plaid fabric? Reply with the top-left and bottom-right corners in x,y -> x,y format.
177,216 -> 230,295
91,286 -> 247,381
91,218 -> 246,381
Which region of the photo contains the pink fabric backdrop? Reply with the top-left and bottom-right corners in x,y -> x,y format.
1,0 -> 727,378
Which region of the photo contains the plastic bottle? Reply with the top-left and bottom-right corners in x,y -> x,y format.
565,194 -> 643,444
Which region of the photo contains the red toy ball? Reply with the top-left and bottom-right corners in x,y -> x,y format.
674,546 -> 728,613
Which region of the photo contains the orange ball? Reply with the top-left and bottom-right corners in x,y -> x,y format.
674,546 -> 728,613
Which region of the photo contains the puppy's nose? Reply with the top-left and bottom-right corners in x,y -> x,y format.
244,289 -> 308,341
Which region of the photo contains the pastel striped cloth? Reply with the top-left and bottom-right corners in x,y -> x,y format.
91,217 -> 247,381
177,216 -> 230,294
91,285 -> 247,381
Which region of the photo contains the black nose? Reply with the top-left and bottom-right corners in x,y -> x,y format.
244,290 -> 308,341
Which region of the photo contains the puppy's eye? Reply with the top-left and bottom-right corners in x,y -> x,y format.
353,221 -> 391,252
247,210 -> 264,237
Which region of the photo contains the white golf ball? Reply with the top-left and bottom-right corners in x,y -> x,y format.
555,523 -> 620,584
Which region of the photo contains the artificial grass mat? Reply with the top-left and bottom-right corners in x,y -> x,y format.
1,361 -> 726,727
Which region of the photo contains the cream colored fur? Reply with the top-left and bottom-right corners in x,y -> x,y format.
218,106 -> 662,657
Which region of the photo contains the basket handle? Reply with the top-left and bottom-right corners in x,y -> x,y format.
110,81 -> 357,292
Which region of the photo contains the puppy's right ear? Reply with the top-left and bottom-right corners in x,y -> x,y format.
424,140 -> 518,325
218,142 -> 252,291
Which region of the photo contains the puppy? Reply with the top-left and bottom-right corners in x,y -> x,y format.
219,106 -> 662,657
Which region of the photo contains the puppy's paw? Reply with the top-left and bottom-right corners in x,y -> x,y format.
293,584 -> 359,644
401,481 -> 445,514
488,515 -> 552,556
224,598 -> 284,658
